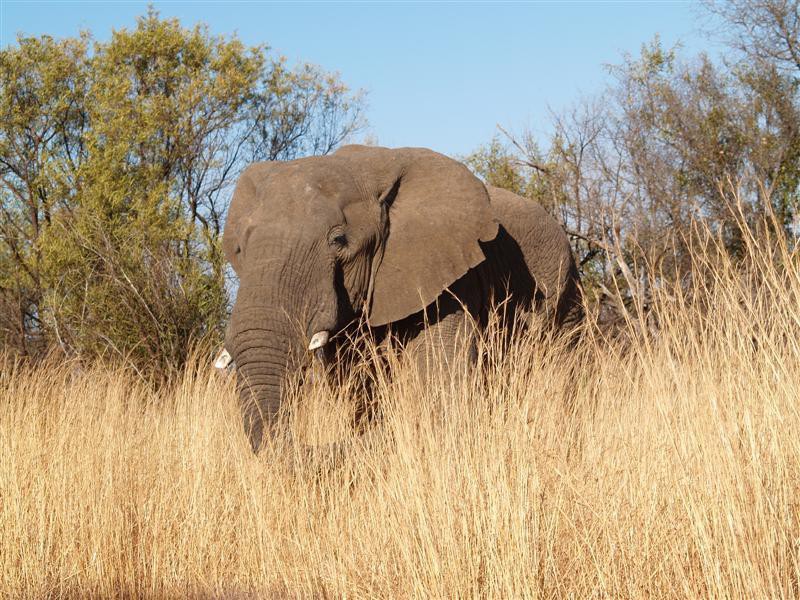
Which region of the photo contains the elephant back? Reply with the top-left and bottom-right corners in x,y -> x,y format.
482,186 -> 582,329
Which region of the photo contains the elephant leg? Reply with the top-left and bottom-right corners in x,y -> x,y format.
403,306 -> 477,380
350,355 -> 381,433
402,269 -> 483,381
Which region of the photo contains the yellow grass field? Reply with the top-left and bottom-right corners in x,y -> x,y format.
2,220 -> 800,598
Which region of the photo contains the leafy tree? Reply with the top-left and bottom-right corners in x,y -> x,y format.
469,20 -> 800,328
0,33 -> 90,355
463,136 -> 530,196
0,9 -> 365,369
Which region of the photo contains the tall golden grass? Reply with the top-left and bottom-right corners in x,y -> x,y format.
2,208 -> 800,598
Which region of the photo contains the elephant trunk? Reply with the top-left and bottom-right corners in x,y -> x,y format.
226,254 -> 339,452
228,310 -> 296,452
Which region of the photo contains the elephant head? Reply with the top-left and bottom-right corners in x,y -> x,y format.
222,145 -> 498,451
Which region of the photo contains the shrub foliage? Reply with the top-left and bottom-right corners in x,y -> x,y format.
465,1 -> 800,330
0,9 -> 364,370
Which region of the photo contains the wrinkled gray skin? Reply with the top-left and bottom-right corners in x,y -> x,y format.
224,145 -> 582,452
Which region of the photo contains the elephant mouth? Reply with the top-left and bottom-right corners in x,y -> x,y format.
213,338 -> 335,382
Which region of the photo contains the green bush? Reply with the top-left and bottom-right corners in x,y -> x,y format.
0,9 -> 365,371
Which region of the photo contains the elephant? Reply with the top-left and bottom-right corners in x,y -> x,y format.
217,144 -> 582,452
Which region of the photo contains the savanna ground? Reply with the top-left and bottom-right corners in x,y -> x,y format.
2,215 -> 800,599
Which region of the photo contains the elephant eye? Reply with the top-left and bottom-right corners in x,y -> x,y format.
329,230 -> 347,249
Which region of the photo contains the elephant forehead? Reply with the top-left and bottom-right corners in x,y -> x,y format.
271,161 -> 362,204
252,197 -> 341,232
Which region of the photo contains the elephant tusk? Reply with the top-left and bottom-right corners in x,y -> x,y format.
308,331 -> 330,351
214,348 -> 233,369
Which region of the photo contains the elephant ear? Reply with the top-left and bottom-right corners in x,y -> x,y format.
338,146 -> 498,326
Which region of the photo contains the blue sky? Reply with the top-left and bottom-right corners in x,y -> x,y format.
1,1 -> 718,156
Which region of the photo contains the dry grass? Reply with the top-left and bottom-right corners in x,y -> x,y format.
2,218 -> 800,598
